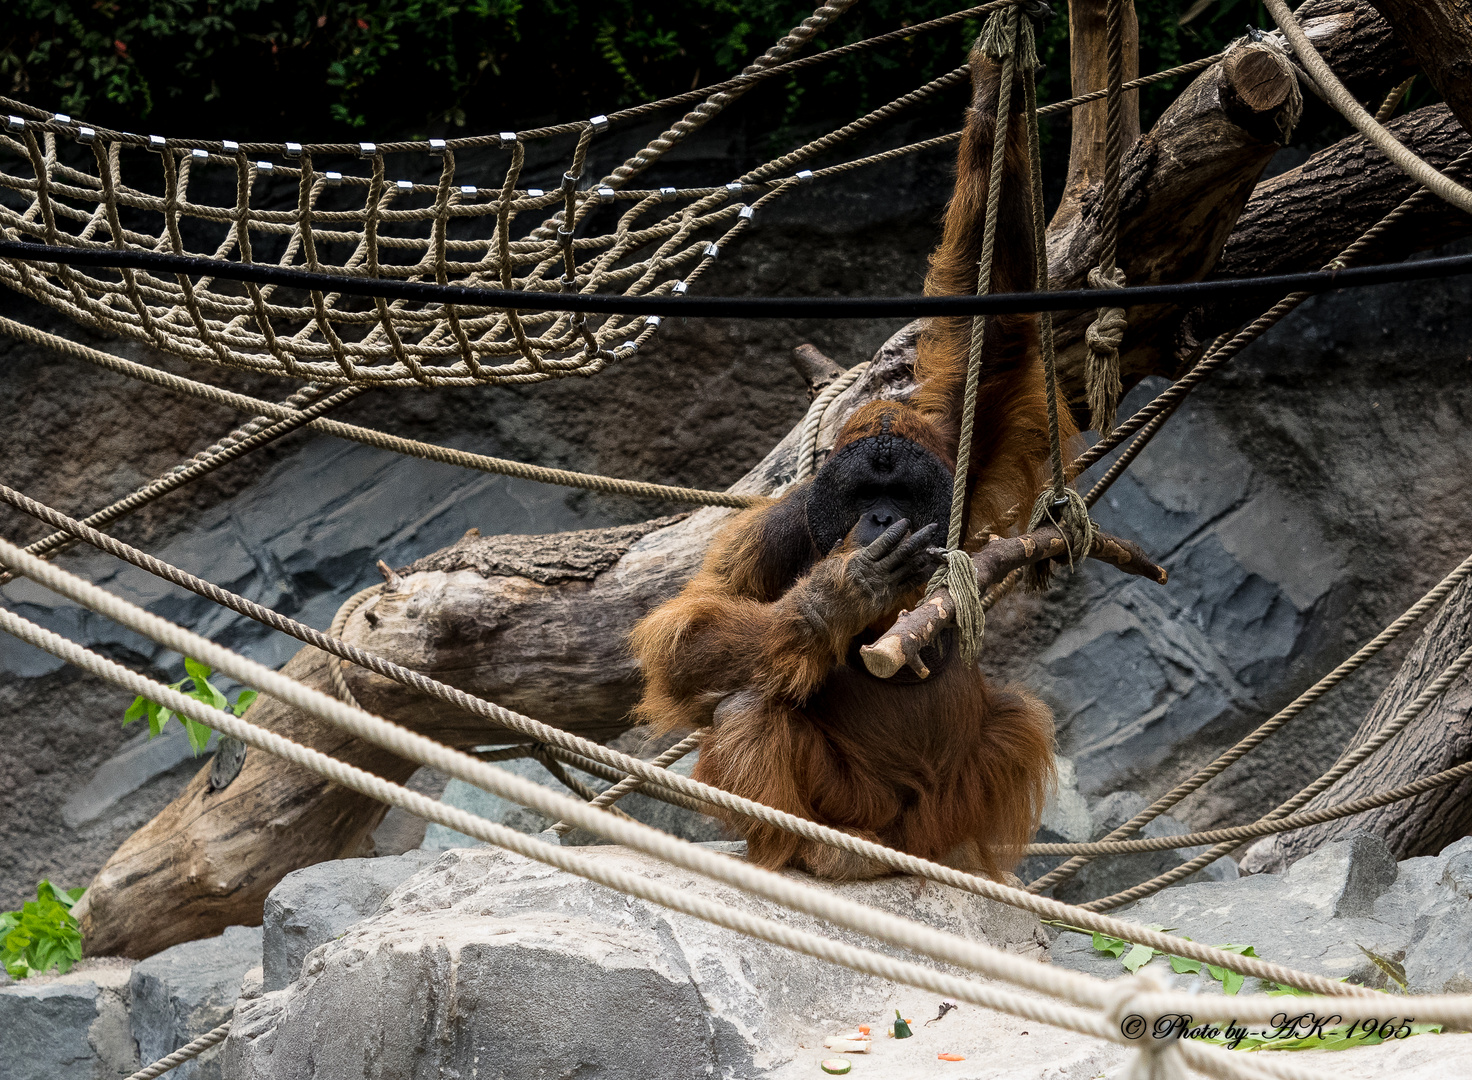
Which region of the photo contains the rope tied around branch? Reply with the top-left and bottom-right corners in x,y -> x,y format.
1084,264 -> 1128,435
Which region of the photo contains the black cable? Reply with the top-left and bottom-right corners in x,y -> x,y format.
3,239 -> 1470,320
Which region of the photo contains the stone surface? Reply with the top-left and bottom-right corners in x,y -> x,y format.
1018,766 -> 1239,901
61,724 -> 217,829
223,845 -> 1048,1080
129,925 -> 262,1080
0,958 -> 138,1080
422,749 -> 728,851
1050,832 -> 1472,995
262,850 -> 441,993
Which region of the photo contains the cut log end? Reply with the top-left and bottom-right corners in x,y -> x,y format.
1224,44 -> 1297,112
791,344 -> 846,399
858,636 -> 910,679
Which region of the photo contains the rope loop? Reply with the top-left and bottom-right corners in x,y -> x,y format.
1026,485 -> 1095,591
1084,264 -> 1128,436
1104,973 -> 1190,1080
940,547 -> 987,666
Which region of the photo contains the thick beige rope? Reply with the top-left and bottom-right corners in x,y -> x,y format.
0,314 -> 763,509
793,361 -> 870,482
0,528 -> 1379,998
548,731 -> 704,837
1029,749 -> 1472,856
124,1021 -> 232,1080
11,599 -> 1353,1080
1264,0 -> 1472,215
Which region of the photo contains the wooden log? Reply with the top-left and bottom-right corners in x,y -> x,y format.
1188,104 -> 1472,341
858,528 -> 1167,679
1366,0 -> 1472,133
1054,0 -> 1141,239
75,325 -> 924,959
72,648 -> 411,960
790,343 -> 846,399
1045,38 -> 1302,406
1238,576 -> 1472,873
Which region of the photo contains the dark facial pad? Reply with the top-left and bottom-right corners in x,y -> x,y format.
805,433 -> 954,555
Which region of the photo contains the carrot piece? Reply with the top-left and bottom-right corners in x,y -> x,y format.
938,1053 -> 967,1062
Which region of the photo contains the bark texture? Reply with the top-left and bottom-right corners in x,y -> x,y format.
1238,577 -> 1472,873
1366,0 -> 1472,132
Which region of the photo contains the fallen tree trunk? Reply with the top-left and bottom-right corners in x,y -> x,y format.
1238,575 -> 1472,873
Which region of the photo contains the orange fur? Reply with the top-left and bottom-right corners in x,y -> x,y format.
628,44 -> 1064,881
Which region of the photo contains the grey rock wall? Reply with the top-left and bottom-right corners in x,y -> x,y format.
1050,831 -> 1472,996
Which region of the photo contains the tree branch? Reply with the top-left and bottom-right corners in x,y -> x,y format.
858,528 -> 1167,680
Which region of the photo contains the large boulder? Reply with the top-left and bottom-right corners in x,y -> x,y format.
262,850 -> 440,992
128,925 -> 262,1080
0,959 -> 138,1080
1050,831 -> 1472,995
223,844 -> 1049,1079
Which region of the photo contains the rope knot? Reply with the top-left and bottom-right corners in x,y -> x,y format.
935,547 -> 986,666
1085,265 -> 1128,437
979,4 -> 1039,68
1103,973 -> 1189,1080
1025,485 -> 1094,591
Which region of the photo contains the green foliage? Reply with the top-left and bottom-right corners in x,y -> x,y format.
0,1 -> 1278,143
123,656 -> 257,755
1,880 -> 85,979
1200,983 -> 1442,1051
1047,921 -> 1442,1051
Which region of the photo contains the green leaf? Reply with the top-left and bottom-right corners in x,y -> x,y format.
1169,954 -> 1202,974
232,690 -> 258,716
1091,931 -> 1129,959
183,656 -> 213,686
183,718 -> 214,756
1122,943 -> 1158,972
123,696 -> 150,726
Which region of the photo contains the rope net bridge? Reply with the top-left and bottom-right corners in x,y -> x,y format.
4,1 -> 1472,1079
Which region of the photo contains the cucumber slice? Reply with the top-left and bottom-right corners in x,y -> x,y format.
820,1059 -> 852,1075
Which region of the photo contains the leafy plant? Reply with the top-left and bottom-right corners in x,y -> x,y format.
1,880 -> 85,979
1046,921 -> 1442,1051
123,656 -> 257,756
1049,920 -> 1270,995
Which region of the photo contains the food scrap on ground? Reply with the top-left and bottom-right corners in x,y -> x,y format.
926,1000 -> 958,1026
893,1010 -> 914,1039
820,1058 -> 851,1074
938,1052 -> 967,1062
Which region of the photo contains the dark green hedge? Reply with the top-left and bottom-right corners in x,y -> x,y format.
2,1 -> 1266,141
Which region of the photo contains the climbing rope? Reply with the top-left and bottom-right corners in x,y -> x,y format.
8,474 -> 1457,1003
0,531 -> 1384,1006
1021,12 -> 1095,590
1080,0 -> 1135,439
124,1020 -> 233,1080
927,2 -> 1027,666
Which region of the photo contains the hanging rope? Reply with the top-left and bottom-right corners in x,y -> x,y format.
1082,0 -> 1129,437
1021,8 -> 1094,590
927,3 -> 1027,666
